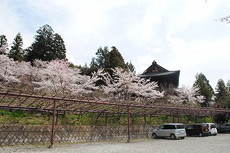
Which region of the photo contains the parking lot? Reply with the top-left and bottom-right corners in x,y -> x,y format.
1,134 -> 230,153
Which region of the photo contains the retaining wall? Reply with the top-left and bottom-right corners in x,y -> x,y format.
0,125 -> 152,146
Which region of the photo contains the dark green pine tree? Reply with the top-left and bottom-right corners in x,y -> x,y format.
90,46 -> 128,71
215,79 -> 230,108
95,46 -> 110,70
25,24 -> 66,62
8,33 -> 24,61
227,80 -> 230,92
86,46 -> 135,76
0,35 -> 8,55
109,46 -> 126,69
126,61 -> 135,72
52,33 -> 66,60
193,73 -> 214,107
89,58 -> 99,74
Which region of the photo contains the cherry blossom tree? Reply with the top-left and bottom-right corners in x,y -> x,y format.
0,55 -> 46,90
0,55 -> 19,88
168,85 -> 205,106
99,67 -> 164,104
0,35 -> 8,55
0,56 -> 163,102
0,56 -> 100,98
16,60 -> 42,90
33,59 -> 99,98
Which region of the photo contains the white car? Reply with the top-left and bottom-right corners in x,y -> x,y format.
204,123 -> 218,136
152,123 -> 186,139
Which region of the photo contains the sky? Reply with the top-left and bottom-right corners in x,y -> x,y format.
1,0 -> 230,90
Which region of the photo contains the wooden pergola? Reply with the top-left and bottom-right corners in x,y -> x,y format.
0,90 -> 230,147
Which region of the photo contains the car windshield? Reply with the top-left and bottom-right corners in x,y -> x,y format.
211,124 -> 216,128
176,125 -> 184,129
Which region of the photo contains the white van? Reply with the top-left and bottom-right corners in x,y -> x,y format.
152,123 -> 186,139
204,123 -> 218,136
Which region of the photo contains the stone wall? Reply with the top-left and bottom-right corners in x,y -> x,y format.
0,125 -> 152,146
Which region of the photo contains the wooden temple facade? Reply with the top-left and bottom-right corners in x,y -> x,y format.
140,61 -> 180,91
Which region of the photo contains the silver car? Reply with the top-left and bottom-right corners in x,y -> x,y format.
152,123 -> 186,139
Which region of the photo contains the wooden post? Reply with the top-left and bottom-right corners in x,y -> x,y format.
55,111 -> 58,126
149,115 -> 152,126
105,113 -> 108,126
49,100 -> 56,148
95,112 -> 102,124
211,111 -> 214,123
127,105 -> 130,143
177,109 -> 180,123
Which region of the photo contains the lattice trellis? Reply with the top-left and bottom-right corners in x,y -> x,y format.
1,90 -> 229,116
1,90 -> 230,147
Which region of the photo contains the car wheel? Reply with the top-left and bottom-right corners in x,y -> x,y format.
199,133 -> 203,137
181,137 -> 185,139
170,134 -> 176,140
152,133 -> 157,139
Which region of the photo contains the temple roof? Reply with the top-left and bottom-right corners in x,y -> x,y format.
141,71 -> 178,77
140,60 -> 180,87
142,60 -> 169,74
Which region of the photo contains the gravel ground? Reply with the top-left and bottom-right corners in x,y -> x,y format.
1,134 -> 230,153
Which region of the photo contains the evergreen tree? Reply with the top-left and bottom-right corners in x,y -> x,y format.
126,61 -> 135,72
81,46 -> 135,76
215,79 -> 230,108
8,33 -> 24,61
89,46 -> 131,73
109,46 -> 126,69
227,80 -> 230,91
95,46 -> 110,70
52,33 -> 66,59
193,73 -> 214,107
89,58 -> 99,74
25,24 -> 66,62
78,63 -> 91,75
0,35 -> 8,55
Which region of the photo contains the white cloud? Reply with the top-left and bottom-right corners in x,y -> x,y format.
0,2 -> 21,44
1,0 -> 230,89
135,54 -> 155,74
152,48 -> 163,53
166,35 -> 230,88
125,0 -> 168,48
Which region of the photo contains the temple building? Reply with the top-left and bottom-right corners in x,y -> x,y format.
140,61 -> 180,91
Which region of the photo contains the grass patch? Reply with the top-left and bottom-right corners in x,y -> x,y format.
0,110 -> 213,126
